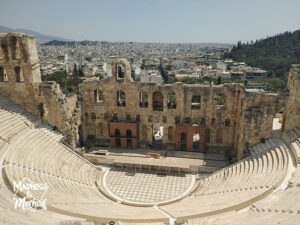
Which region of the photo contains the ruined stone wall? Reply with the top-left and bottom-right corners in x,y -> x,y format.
79,58 -> 280,157
0,33 -> 80,146
0,33 -> 287,158
283,64 -> 300,131
235,92 -> 279,158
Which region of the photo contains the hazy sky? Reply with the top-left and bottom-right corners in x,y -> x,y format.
0,0 -> 300,43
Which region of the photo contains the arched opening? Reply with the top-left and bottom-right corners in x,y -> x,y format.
192,133 -> 200,151
153,91 -> 163,111
115,128 -> 121,147
225,119 -> 231,127
168,126 -> 174,141
14,66 -> 24,82
0,67 -> 8,82
117,64 -> 125,81
272,113 -> 283,131
10,36 -> 20,60
116,90 -> 126,107
140,91 -> 148,108
1,39 -> 9,61
191,93 -> 201,109
167,91 -> 176,109
153,123 -> 163,148
94,90 -> 104,102
215,93 -> 226,108
126,129 -> 132,138
115,129 -> 120,137
126,129 -> 133,148
180,133 -> 187,151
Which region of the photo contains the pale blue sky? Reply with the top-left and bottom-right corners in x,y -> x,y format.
0,0 -> 300,43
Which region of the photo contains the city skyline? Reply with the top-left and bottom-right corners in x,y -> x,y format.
0,0 -> 300,43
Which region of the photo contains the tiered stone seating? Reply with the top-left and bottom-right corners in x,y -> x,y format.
0,140 -> 87,225
0,108 -> 28,141
0,94 -> 37,127
184,165 -> 300,225
0,95 -> 169,224
0,93 -> 299,225
160,138 -> 291,224
36,124 -> 64,142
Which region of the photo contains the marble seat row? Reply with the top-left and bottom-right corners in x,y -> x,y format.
0,95 -> 37,127
0,105 -> 169,224
191,138 -> 288,197
184,165 -> 300,225
0,93 -> 299,225
159,138 -> 291,224
0,139 -> 87,225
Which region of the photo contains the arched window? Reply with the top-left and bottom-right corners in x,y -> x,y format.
167,91 -> 176,109
0,67 -> 8,82
126,129 -> 132,138
153,91 -> 163,111
1,39 -> 9,61
116,90 -> 126,107
168,126 -> 174,141
15,66 -> 24,82
180,132 -> 187,151
115,129 -> 120,137
225,119 -> 231,127
94,90 -> 104,102
193,133 -> 200,151
117,64 -> 125,80
215,93 -> 226,107
140,91 -> 148,108
191,93 -> 201,109
10,36 -> 20,60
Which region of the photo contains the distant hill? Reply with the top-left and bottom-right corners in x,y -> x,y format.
226,30 -> 300,79
42,40 -> 99,46
0,25 -> 72,42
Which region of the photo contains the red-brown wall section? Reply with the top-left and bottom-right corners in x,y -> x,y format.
109,122 -> 138,148
175,125 -> 206,152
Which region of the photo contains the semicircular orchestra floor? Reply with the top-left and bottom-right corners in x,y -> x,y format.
104,168 -> 195,204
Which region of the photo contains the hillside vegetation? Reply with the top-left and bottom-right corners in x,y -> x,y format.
226,30 -> 300,80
